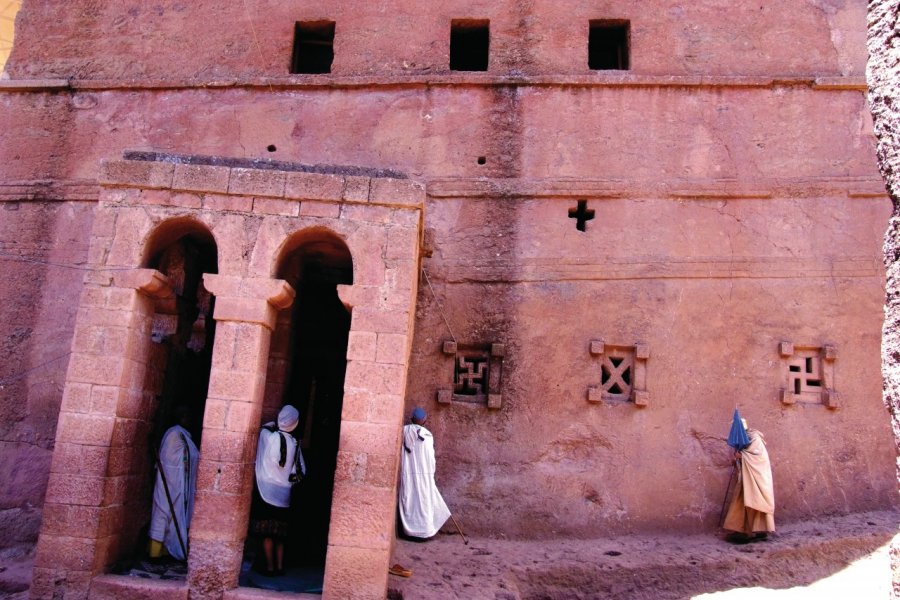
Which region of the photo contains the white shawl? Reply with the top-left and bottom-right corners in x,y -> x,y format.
399,424 -> 451,538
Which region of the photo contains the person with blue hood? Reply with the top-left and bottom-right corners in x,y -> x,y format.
398,407 -> 451,539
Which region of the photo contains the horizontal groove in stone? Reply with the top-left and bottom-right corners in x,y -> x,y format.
0,75 -> 868,93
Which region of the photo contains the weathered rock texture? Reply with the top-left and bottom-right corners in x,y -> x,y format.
867,1 -> 900,597
0,0 -> 895,598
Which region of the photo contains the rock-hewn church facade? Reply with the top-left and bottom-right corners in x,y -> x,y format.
0,1 -> 895,599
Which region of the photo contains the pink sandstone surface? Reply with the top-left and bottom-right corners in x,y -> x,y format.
0,0 -> 895,598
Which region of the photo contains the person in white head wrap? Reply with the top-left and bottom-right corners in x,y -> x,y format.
251,405 -> 306,576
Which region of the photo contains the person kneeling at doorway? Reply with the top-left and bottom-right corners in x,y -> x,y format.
252,405 -> 306,576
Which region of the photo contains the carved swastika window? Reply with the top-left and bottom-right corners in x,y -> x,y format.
779,342 -> 838,409
788,355 -> 822,395
455,354 -> 488,396
437,340 -> 505,408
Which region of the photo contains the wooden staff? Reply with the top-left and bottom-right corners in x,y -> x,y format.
718,458 -> 740,528
155,446 -> 188,559
450,514 -> 468,545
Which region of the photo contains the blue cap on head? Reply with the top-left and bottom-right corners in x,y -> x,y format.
411,407 -> 426,422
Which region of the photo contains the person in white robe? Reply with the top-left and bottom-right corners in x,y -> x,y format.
149,407 -> 200,560
252,404 -> 305,576
399,407 -> 451,539
723,420 -> 775,542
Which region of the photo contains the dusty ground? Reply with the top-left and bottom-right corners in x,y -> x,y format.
388,510 -> 899,600
1,510 -> 896,599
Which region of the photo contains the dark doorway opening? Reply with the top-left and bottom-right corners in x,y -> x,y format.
242,230 -> 352,594
112,222 -> 218,577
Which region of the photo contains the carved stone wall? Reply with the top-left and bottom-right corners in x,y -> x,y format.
31,158 -> 423,600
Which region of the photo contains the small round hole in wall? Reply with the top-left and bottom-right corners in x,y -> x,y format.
267,145 -> 277,152
477,156 -> 486,165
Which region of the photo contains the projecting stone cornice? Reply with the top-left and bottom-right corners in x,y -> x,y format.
425,176 -> 888,200
0,175 -> 887,203
97,157 -> 425,210
0,75 -> 869,93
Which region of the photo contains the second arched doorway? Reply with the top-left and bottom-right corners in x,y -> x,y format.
244,227 -> 353,591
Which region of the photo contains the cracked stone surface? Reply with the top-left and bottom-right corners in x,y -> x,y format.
867,1 -> 900,597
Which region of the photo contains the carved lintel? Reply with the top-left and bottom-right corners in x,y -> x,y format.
779,341 -> 794,357
589,340 -> 605,356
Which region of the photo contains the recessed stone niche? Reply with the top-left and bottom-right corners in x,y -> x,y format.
778,342 -> 839,409
436,340 -> 504,408
587,340 -> 649,407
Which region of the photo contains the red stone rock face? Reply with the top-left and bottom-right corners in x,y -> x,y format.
0,1 -> 894,598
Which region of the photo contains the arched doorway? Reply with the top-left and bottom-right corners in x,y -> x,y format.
143,219 -> 218,449
243,228 -> 352,592
114,218 -> 218,574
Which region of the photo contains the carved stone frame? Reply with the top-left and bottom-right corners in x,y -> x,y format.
587,340 -> 650,407
436,340 -> 504,409
778,341 -> 839,409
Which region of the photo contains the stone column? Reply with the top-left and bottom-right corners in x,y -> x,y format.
319,282 -> 415,600
186,275 -> 294,600
31,269 -> 173,600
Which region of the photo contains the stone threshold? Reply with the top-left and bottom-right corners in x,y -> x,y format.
87,575 -> 321,599
0,75 -> 867,93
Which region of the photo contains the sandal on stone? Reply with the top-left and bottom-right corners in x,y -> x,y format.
389,564 -> 412,577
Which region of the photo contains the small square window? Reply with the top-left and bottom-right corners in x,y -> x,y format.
450,19 -> 489,72
291,21 -> 335,74
589,20 -> 629,70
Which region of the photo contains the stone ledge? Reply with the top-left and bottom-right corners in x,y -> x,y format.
0,75 -> 869,92
426,176 -> 889,200
0,78 -> 69,91
223,587 -> 320,600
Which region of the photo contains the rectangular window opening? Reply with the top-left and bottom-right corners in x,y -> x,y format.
291,20 -> 335,74
589,20 -> 629,70
450,19 -> 489,72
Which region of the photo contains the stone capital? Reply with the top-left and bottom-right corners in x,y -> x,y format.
203,274 -> 295,329
112,268 -> 174,299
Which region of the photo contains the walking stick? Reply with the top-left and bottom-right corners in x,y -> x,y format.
718,458 -> 739,527
450,514 -> 469,545
155,446 -> 189,559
